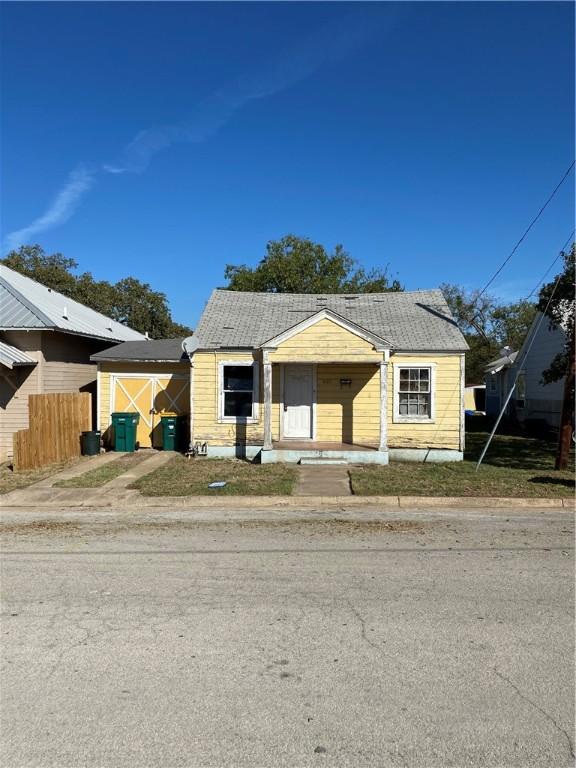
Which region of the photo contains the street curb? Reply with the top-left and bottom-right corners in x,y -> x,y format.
0,490 -> 573,510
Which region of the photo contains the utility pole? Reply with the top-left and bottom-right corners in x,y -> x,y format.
555,342 -> 575,470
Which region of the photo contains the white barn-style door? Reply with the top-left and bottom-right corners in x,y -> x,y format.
283,365 -> 313,439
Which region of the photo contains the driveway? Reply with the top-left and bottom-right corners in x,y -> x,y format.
1,507 -> 574,767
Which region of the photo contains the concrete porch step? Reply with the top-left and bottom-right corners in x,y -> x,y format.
299,457 -> 349,465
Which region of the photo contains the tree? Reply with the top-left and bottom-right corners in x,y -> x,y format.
537,245 -> 575,469
1,245 -> 192,339
440,283 -> 537,386
224,235 -> 402,294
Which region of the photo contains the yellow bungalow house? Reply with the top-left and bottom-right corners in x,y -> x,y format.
192,289 -> 468,463
93,289 -> 468,463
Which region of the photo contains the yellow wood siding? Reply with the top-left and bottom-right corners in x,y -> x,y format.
388,355 -> 461,450
192,352 -> 461,450
98,351 -> 462,453
98,362 -> 189,448
193,351 -> 280,445
316,364 -> 380,444
268,318 -> 382,363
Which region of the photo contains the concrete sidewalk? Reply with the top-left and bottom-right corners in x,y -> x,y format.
1,486 -> 572,510
33,451 -> 119,487
295,465 -> 351,496
102,451 -> 176,488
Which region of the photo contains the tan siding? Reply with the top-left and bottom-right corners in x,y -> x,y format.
0,331 -> 43,460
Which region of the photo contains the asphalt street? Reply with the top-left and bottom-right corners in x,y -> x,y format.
1,507 -> 574,767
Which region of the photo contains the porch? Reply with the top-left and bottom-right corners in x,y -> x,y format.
261,356 -> 390,464
261,440 -> 386,465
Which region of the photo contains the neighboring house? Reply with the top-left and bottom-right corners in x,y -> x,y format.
0,265 -> 145,460
94,289 -> 469,462
485,351 -> 518,419
513,313 -> 566,430
485,312 -> 567,430
91,338 -> 190,449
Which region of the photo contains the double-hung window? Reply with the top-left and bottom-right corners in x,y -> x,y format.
393,364 -> 435,422
219,362 -> 259,421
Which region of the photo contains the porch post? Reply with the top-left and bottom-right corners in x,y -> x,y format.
379,352 -> 389,452
263,352 -> 273,451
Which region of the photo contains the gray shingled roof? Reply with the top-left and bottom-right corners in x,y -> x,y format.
0,265 -> 145,342
194,290 -> 468,352
91,338 -> 188,363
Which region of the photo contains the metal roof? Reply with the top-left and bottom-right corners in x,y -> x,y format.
0,265 -> 146,342
485,351 -> 518,374
91,338 -> 188,363
194,289 -> 469,352
0,340 -> 37,369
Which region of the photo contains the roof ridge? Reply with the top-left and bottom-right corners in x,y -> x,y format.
212,288 -> 444,297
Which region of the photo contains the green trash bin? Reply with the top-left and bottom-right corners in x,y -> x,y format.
160,413 -> 180,451
81,430 -> 101,456
111,412 -> 140,452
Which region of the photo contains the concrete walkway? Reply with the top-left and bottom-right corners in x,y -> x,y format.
295,465 -> 351,496
33,451 -> 119,488
102,450 -> 176,488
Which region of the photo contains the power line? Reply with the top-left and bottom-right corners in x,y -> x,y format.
525,228 -> 575,301
476,268 -> 564,470
476,160 -> 575,301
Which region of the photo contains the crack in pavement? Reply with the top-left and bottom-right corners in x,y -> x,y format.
345,599 -> 386,657
493,668 -> 575,760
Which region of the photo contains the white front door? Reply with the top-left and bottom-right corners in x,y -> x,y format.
283,365 -> 313,439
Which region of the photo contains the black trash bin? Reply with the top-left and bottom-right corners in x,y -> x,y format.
81,430 -> 101,456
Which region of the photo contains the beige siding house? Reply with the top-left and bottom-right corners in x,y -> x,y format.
0,265 -> 144,460
94,289 -> 468,463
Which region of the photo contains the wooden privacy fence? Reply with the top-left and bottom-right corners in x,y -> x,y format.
13,393 -> 92,471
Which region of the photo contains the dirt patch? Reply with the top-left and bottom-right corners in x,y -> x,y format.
0,520 -> 83,536
233,519 -> 425,535
0,518 -> 426,538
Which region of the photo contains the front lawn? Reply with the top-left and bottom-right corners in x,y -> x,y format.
0,458 -> 85,495
54,452 -> 150,488
349,433 -> 575,498
131,456 -> 297,496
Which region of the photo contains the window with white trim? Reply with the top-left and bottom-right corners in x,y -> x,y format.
393,364 -> 435,422
219,362 -> 259,421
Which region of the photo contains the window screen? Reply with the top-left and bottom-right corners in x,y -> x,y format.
398,367 -> 431,417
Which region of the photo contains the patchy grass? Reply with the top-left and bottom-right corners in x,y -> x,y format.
54,452 -> 149,488
131,456 -> 297,496
349,433 -> 575,498
0,458 -> 86,495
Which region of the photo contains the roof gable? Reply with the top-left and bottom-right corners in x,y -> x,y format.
261,308 -> 392,350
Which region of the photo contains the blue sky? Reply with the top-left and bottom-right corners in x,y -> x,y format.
1,2 -> 574,328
